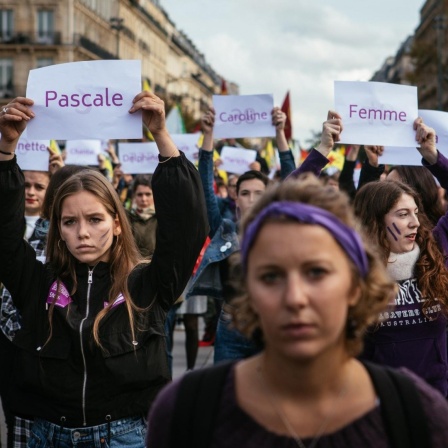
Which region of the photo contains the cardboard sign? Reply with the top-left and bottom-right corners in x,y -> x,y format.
26,60 -> 142,140
213,94 -> 275,139
119,142 -> 159,174
219,146 -> 257,174
334,81 -> 418,147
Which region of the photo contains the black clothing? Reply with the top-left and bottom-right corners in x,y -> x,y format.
0,153 -> 208,427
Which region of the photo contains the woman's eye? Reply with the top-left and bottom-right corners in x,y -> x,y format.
260,272 -> 281,283
90,217 -> 101,223
307,267 -> 327,279
63,219 -> 74,226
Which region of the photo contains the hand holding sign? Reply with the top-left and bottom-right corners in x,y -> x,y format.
201,107 -> 215,153
414,118 -> 437,165
130,91 -> 179,159
315,110 -> 343,157
0,97 -> 34,144
364,146 -> 384,168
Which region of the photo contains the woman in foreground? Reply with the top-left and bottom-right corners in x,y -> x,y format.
147,173 -> 448,447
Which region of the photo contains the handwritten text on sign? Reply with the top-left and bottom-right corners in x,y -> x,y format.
334,81 -> 418,147
213,94 -> 275,139
26,60 -> 142,140
219,146 -> 257,174
119,142 -> 159,174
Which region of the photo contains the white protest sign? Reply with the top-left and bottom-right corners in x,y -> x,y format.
334,81 -> 418,147
379,109 -> 448,166
16,137 -> 50,171
213,94 -> 275,139
119,142 -> 159,174
65,140 -> 102,165
170,133 -> 200,162
378,147 -> 421,166
219,146 -> 257,174
26,60 -> 142,140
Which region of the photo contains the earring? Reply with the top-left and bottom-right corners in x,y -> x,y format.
57,239 -> 64,250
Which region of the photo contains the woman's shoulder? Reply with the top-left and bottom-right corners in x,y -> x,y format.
398,367 -> 448,444
146,375 -> 186,447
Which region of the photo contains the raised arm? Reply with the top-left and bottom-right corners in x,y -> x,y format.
0,97 -> 46,308
358,146 -> 385,190
339,145 -> 360,200
415,117 -> 448,190
130,92 -> 208,308
197,107 -> 226,238
288,110 -> 342,179
272,107 -> 296,179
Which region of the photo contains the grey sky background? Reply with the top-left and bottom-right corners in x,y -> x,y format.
161,0 -> 425,146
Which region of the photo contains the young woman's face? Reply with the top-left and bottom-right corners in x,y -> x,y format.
24,171 -> 50,216
246,221 -> 359,361
59,191 -> 121,266
134,185 -> 154,210
236,178 -> 266,217
384,193 -> 420,254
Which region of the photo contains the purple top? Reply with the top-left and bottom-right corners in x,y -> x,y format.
146,364 -> 448,448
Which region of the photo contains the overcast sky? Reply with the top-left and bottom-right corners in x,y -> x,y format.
161,0 -> 425,146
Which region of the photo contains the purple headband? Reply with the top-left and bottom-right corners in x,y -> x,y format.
241,201 -> 369,278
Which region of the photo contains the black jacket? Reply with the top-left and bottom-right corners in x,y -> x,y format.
0,153 -> 208,427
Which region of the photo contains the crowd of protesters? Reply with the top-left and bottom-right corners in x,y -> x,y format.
1,92 -> 448,448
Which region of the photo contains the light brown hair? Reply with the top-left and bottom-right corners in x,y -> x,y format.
46,170 -> 144,347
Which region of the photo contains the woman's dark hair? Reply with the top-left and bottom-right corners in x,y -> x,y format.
388,165 -> 444,226
236,170 -> 269,194
131,174 -> 153,197
354,180 -> 448,316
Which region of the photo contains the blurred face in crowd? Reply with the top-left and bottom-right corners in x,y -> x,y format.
227,175 -> 239,201
246,221 -> 359,361
384,193 -> 420,254
24,171 -> 50,216
134,185 -> 154,210
236,179 -> 266,217
59,191 -> 121,266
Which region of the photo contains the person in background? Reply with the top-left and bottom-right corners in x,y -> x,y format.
190,105 -> 296,363
125,174 -> 157,259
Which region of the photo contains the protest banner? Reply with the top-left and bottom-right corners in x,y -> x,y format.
119,142 -> 159,174
334,81 -> 418,147
213,94 -> 275,139
26,60 -> 142,140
